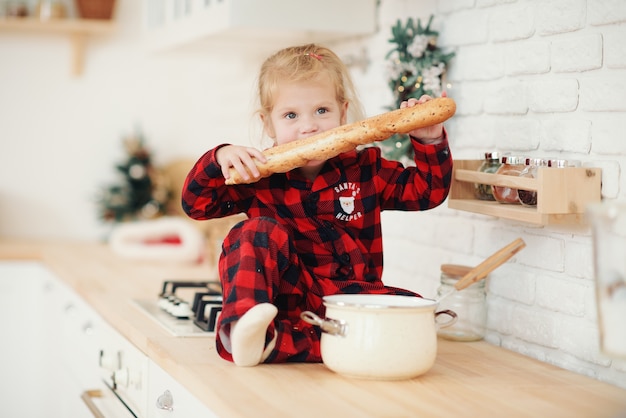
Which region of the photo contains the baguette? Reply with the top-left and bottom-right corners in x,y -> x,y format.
225,97 -> 456,185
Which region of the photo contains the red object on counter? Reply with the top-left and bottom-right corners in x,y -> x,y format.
143,235 -> 183,245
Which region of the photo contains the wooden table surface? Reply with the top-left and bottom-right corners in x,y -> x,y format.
3,240 -> 625,418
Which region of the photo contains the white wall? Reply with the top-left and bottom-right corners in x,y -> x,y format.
379,0 -> 626,390
0,1 -> 263,240
1,0 -> 625,388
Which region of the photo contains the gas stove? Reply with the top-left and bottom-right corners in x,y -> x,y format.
133,280 -> 222,337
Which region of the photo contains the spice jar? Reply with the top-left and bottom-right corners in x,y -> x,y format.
474,151 -> 501,201
518,157 -> 544,207
35,1 -> 67,19
492,155 -> 525,204
436,264 -> 487,341
5,1 -> 29,16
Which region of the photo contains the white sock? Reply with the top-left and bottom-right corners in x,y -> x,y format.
230,303 -> 278,367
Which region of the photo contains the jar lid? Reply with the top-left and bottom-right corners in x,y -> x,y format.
547,159 -> 568,168
440,264 -> 473,279
501,155 -> 524,165
524,157 -> 545,166
483,151 -> 500,160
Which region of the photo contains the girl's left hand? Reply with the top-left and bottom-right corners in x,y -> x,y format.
401,91 -> 447,144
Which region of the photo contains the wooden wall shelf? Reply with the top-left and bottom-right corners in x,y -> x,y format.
448,160 -> 602,225
0,18 -> 114,76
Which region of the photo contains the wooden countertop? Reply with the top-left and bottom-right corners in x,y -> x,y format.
3,240 -> 626,417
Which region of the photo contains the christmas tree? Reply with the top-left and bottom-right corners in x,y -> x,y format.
378,15 -> 455,164
97,132 -> 169,222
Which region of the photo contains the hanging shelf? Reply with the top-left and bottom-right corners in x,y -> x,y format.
143,0 -> 377,53
0,18 -> 114,76
448,160 -> 602,225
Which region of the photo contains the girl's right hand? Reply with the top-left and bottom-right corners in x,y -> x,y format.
216,145 -> 267,182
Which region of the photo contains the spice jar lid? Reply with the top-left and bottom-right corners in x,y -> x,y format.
524,157 -> 545,166
501,155 -> 524,165
484,151 -> 500,160
440,264 -> 473,279
547,159 -> 568,168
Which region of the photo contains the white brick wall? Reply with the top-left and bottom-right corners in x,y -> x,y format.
353,0 -> 626,389
551,34 -> 603,73
540,118 -> 591,153
588,0 -> 626,25
536,0 -> 586,35
528,78 -> 579,112
504,40 -> 551,75
604,26 -> 626,68
580,76 -> 626,111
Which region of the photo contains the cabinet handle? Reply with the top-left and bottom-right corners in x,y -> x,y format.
156,389 -> 174,411
81,389 -> 106,418
83,321 -> 95,335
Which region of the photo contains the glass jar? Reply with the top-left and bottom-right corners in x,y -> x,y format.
5,1 -> 30,17
474,151 -> 501,201
436,264 -> 487,341
518,157 -> 545,207
35,1 -> 67,19
492,155 -> 525,204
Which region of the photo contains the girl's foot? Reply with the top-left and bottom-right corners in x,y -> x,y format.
231,303 -> 278,366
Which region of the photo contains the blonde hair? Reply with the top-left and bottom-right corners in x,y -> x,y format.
257,44 -> 364,126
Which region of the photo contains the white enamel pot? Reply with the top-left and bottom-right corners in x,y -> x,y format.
301,294 -> 457,380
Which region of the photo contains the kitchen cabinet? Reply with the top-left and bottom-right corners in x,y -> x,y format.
448,159 -> 602,225
0,260 -> 215,418
143,0 -> 378,53
0,18 -> 114,75
0,261 -> 94,417
148,360 -> 219,417
0,262 -> 49,417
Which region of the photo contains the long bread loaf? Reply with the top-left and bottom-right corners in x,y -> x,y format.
226,97 -> 456,185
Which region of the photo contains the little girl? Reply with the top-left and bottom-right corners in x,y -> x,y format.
182,44 -> 453,366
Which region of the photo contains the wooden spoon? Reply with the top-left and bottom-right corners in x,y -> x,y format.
438,238 -> 526,302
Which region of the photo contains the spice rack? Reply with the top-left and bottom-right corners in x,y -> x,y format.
448,160 -> 602,225
0,18 -> 114,76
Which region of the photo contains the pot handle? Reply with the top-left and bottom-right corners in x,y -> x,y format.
435,309 -> 457,330
301,311 -> 347,337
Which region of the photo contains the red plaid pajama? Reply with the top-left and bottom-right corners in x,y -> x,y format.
216,216 -> 420,363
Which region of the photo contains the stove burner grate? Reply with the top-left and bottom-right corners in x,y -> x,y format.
139,279 -> 225,335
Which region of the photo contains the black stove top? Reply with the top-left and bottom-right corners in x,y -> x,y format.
133,280 -> 223,337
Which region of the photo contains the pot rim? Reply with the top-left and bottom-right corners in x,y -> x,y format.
323,294 -> 437,310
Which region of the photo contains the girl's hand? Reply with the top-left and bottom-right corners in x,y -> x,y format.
401,91 -> 447,144
216,145 -> 267,182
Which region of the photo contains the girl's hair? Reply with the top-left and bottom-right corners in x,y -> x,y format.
257,44 -> 365,125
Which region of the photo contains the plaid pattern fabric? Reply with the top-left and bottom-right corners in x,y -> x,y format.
217,217 -> 422,363
182,135 -> 453,363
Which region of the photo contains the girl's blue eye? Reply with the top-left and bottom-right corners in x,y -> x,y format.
285,112 -> 296,120
317,108 -> 328,115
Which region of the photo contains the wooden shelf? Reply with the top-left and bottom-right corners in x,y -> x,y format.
0,17 -> 114,76
448,160 -> 602,225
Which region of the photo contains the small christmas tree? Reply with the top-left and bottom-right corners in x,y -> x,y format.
97,132 -> 169,222
379,15 -> 455,164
